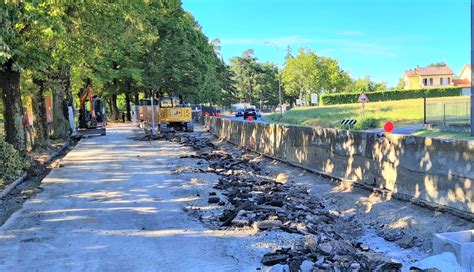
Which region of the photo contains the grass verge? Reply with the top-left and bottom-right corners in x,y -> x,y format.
265,96 -> 468,130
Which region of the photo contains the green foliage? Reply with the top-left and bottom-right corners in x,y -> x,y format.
0,137 -> 29,182
1,1 -> 236,151
265,97 -> 429,130
1,0 -> 228,102
353,117 -> 380,130
228,50 -> 279,106
428,62 -> 447,67
0,2 -> 62,73
349,76 -> 387,94
320,87 -> 462,105
143,4 -> 226,104
281,48 -> 352,104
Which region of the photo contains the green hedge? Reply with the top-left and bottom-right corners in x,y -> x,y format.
320,87 -> 462,105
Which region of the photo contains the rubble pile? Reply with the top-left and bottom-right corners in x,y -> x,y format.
161,131 -> 404,271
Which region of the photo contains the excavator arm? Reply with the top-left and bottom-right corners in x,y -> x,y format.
80,85 -> 96,119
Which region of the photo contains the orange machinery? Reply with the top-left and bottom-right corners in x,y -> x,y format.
77,84 -> 106,136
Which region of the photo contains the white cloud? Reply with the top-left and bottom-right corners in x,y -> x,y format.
220,35 -> 398,58
220,36 -> 314,47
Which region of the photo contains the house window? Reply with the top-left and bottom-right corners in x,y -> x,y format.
440,78 -> 444,85
448,77 -> 451,85
429,78 -> 433,86
423,78 -> 428,86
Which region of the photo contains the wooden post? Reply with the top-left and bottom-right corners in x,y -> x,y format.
362,101 -> 366,118
423,95 -> 427,125
443,103 -> 447,127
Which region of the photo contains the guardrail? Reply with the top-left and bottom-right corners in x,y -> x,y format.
425,97 -> 470,126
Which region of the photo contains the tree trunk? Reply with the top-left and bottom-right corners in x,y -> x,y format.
125,94 -> 131,121
0,60 -> 26,152
134,93 -> 139,105
51,65 -> 73,140
51,83 -> 67,139
110,94 -> 119,121
32,79 -> 49,149
63,65 -> 74,110
64,8 -> 75,111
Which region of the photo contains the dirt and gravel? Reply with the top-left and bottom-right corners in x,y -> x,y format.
0,140 -> 76,226
142,126 -> 474,271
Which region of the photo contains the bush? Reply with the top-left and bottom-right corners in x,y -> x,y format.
320,87 -> 462,105
0,138 -> 29,182
354,117 -> 380,130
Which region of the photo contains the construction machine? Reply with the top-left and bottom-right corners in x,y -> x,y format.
77,85 -> 106,136
158,96 -> 193,132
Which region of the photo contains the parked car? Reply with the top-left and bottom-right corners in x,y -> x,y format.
243,108 -> 257,119
235,108 -> 244,117
256,109 -> 262,118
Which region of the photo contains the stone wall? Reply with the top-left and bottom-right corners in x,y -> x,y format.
206,118 -> 474,216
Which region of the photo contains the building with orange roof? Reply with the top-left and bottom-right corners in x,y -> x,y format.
452,64 -> 472,95
403,65 -> 454,90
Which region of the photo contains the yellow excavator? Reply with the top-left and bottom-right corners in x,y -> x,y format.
158,97 -> 193,132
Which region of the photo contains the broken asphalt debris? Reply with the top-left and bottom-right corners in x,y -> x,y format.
135,130 -> 404,271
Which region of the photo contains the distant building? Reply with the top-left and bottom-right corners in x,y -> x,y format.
403,66 -> 454,90
452,64 -> 472,96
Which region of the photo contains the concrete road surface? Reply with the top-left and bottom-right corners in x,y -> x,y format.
0,125 -> 243,271
366,124 -> 424,135
222,115 -> 268,124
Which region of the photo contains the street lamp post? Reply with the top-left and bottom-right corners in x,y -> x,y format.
471,0 -> 474,136
265,41 -> 283,118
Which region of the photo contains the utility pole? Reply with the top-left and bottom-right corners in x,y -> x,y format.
471,0 -> 474,136
265,41 -> 283,118
150,90 -> 156,135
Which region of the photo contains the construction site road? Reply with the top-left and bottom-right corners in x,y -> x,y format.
1,124 -> 472,271
0,125 -> 244,271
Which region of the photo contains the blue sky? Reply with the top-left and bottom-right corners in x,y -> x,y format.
182,0 -> 471,87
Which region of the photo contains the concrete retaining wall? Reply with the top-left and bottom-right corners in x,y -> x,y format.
206,118 -> 474,216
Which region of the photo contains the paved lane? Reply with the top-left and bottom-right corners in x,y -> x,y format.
0,125 -> 239,272
367,124 -> 424,135
221,115 -> 268,124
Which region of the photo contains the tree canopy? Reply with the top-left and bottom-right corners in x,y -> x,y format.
1,1 -> 391,153
228,50 -> 279,107
0,1 -> 230,151
281,48 -> 388,105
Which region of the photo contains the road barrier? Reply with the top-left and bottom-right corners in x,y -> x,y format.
206,117 -> 474,218
340,119 -> 357,125
425,97 -> 471,128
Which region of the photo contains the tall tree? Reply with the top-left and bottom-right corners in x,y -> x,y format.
229,50 -> 260,104
350,76 -> 387,93
31,78 -> 49,149
281,48 -> 319,105
0,2 -> 56,151
282,47 -> 362,104
1,0 -> 232,154
228,51 -> 280,107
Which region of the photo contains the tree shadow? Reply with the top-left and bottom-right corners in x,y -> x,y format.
208,117 -> 474,217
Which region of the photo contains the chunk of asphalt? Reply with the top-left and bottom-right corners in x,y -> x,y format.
261,253 -> 289,266
208,196 -> 220,204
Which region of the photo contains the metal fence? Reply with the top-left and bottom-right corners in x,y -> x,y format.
425,97 -> 471,125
